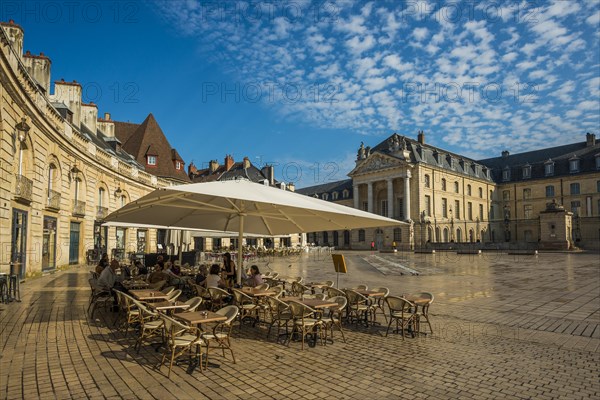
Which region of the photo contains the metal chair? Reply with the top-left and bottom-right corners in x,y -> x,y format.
201,305 -> 239,368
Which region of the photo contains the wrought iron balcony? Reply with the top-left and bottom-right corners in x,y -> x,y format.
14,174 -> 33,204
96,206 -> 108,220
46,189 -> 61,210
72,200 -> 86,216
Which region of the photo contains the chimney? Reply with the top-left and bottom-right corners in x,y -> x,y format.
417,130 -> 425,144
209,160 -> 219,173
188,162 -> 197,175
243,156 -> 251,169
23,51 -> 52,94
104,112 -> 111,121
81,102 -> 98,134
261,165 -> 274,185
0,20 -> 24,59
51,79 -> 82,127
502,150 -> 510,158
586,132 -> 596,147
288,182 -> 295,192
224,154 -> 234,170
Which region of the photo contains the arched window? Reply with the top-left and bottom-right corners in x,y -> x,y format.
332,192 -> 338,200
456,228 -> 462,242
443,228 -> 449,242
323,231 -> 329,244
424,174 -> 430,188
343,189 -> 349,198
48,164 -> 57,192
98,188 -> 105,207
322,193 -> 329,200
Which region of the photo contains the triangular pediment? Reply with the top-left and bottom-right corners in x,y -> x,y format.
348,152 -> 405,176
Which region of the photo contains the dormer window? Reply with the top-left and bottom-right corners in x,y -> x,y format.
595,155 -> 600,170
332,191 -> 339,200
502,166 -> 511,181
522,164 -> 531,179
544,160 -> 555,176
147,155 -> 157,166
175,160 -> 182,170
343,189 -> 349,198
322,193 -> 329,200
569,157 -> 580,173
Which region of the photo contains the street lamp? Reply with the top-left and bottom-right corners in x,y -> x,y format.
449,206 -> 454,242
15,117 -> 30,176
503,205 -> 510,242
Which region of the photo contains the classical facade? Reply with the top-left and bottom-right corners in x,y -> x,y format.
0,21 -> 189,277
299,132 -> 600,251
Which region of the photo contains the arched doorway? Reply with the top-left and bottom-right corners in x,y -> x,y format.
443,228 -> 449,243
435,227 -> 440,242
456,228 -> 462,242
469,229 -> 474,242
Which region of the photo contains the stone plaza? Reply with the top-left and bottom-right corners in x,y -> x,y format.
1,250 -> 598,400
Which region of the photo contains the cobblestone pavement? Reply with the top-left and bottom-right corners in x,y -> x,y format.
1,251 -> 599,400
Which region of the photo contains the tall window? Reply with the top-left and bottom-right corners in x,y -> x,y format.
467,184 -> 471,196
98,188 -> 105,207
546,185 -> 555,197
358,229 -> 365,242
524,205 -> 533,219
596,180 -> 600,193
523,188 -> 531,200
48,164 -> 56,192
478,187 -> 483,198
455,200 -> 460,219
596,156 -> 600,170
120,195 -> 126,207
393,228 -> 402,242
398,199 -> 404,220
571,201 -> 581,215
380,200 -> 388,216
522,165 -> 531,179
424,195 -> 431,216
503,190 -> 510,201
441,178 -> 446,191
502,167 -> 511,181
442,198 -> 448,218
74,178 -> 81,202
362,202 -> 368,211
467,202 -> 473,220
570,183 -> 580,195
454,181 -> 459,193
479,204 -> 484,220
424,174 -> 430,188
332,192 -> 339,200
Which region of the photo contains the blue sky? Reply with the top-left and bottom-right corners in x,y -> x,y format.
7,0 -> 600,188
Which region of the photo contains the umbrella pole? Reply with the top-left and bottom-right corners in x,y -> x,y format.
237,215 -> 244,286
178,231 -> 184,266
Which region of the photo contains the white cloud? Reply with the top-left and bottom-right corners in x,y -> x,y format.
586,11 -> 600,25
346,35 -> 376,54
413,27 -> 429,41
502,52 -> 518,63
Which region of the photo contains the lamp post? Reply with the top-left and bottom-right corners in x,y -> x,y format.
449,206 -> 454,242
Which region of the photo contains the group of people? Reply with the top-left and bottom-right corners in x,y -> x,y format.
195,252 -> 264,289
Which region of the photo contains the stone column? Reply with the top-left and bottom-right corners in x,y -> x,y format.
387,178 -> 394,218
353,184 -> 359,210
404,171 -> 411,221
367,182 -> 373,213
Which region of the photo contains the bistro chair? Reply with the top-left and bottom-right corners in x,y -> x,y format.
385,296 -> 417,339
372,286 -> 390,323
255,283 -> 270,291
265,296 -> 293,341
326,287 -> 346,299
322,295 -> 347,343
193,284 -> 212,309
354,284 -> 368,291
87,279 -> 113,319
148,280 -> 166,291
132,299 -> 164,352
232,288 -> 260,329
413,292 -> 434,335
208,287 -> 229,312
270,286 -> 284,298
167,289 -> 183,302
158,314 -> 204,378
182,297 -> 203,312
161,286 -> 175,296
286,300 -> 325,350
291,281 -> 311,297
201,305 -> 239,369
345,289 -> 375,326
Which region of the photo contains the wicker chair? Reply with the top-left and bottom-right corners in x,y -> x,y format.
167,289 -> 182,302
201,305 -> 239,368
87,278 -> 112,319
161,286 -> 175,296
231,288 -> 260,328
182,297 -> 203,312
326,287 -> 346,299
208,287 -> 230,312
158,314 -> 203,377
265,296 -> 293,340
371,287 -> 390,323
414,292 -> 434,334
131,299 -> 164,352
286,300 -> 325,350
385,296 -> 417,338
345,289 -> 375,326
322,295 -> 347,343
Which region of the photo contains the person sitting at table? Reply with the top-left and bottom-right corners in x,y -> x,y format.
244,265 -> 264,288
165,261 -> 183,287
205,264 -> 226,289
98,259 -> 126,310
95,253 -> 109,275
148,264 -> 167,284
134,260 -> 148,275
195,264 -> 209,285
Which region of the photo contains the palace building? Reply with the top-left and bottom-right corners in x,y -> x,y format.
0,21 -> 189,278
298,131 -> 600,251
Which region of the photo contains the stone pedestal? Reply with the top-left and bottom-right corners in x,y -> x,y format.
539,202 -> 572,250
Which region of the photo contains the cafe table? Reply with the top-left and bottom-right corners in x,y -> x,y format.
129,289 -> 170,302
122,280 -> 149,290
282,296 -> 338,310
240,287 -> 276,297
148,300 -> 190,314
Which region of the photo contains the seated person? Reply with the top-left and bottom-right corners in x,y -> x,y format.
244,265 -> 264,288
95,253 -> 109,275
165,261 -> 183,287
134,260 -> 148,275
205,264 -> 226,288
98,260 -> 127,310
147,264 -> 167,284
195,264 -> 209,285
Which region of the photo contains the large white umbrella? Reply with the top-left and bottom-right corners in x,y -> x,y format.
105,179 -> 405,284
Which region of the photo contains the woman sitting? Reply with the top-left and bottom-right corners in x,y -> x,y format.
244,265 -> 264,288
205,264 -> 226,288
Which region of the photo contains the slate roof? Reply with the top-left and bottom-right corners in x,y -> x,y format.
190,160 -> 272,184
296,179 -> 353,200
113,113 -> 190,183
478,139 -> 599,182
80,121 -> 143,168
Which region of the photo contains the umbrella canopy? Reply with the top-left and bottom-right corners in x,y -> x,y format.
105,179 -> 405,283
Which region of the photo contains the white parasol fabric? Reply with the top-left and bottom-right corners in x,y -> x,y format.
105,179 -> 405,283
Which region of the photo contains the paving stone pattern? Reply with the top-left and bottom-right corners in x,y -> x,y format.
0,251 -> 598,399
